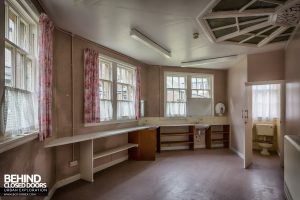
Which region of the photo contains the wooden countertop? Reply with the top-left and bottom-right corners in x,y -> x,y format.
45,126 -> 156,148
158,124 -> 196,127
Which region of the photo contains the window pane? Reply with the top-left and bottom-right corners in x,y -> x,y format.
192,90 -> 197,98
16,52 -> 26,89
173,90 -> 179,101
100,61 -> 112,81
167,76 -> 172,88
103,81 -> 111,100
100,100 -> 112,121
173,77 -> 179,88
203,78 -> 209,89
25,58 -> 32,91
167,89 -> 173,102
20,21 -> 28,50
191,78 -> 196,89
203,90 -> 210,98
5,47 -> 13,86
128,86 -> 134,100
122,85 -> 128,100
179,77 -> 185,88
198,90 -> 204,97
99,81 -> 104,99
8,10 -> 17,43
117,84 -> 122,100
180,90 -> 186,101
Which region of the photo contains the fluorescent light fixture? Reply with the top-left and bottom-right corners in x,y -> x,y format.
181,55 -> 237,67
130,28 -> 171,58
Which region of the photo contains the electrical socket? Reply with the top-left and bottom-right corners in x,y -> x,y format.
69,160 -> 78,167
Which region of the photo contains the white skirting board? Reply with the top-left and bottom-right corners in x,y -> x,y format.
230,146 -> 245,159
44,156 -> 128,200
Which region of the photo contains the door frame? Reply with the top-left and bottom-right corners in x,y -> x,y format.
244,80 -> 285,167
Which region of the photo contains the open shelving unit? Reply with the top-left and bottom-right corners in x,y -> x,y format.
45,126 -> 157,182
93,143 -> 138,160
157,125 -> 195,152
205,124 -> 230,149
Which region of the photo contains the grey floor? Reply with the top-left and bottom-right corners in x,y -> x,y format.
52,149 -> 284,200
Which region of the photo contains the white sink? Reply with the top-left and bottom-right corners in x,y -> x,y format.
195,124 -> 210,129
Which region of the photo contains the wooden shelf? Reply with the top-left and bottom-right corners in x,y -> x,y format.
157,125 -> 195,152
93,143 -> 138,160
205,124 -> 230,149
211,131 -> 230,134
160,132 -> 194,136
161,141 -> 194,146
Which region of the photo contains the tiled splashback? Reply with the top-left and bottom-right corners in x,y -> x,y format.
138,116 -> 229,126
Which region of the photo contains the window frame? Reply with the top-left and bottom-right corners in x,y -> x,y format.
92,55 -> 137,125
116,64 -> 136,120
165,73 -> 187,117
164,72 -> 214,118
99,58 -> 113,122
4,0 -> 38,92
191,75 -> 213,99
2,0 -> 39,139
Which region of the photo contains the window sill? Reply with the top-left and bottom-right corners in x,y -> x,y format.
84,119 -> 137,127
0,132 -> 38,154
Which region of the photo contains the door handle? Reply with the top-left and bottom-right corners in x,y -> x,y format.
242,109 -> 244,119
245,110 -> 248,119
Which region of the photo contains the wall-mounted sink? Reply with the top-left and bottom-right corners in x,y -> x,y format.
195,124 -> 210,137
195,124 -> 210,129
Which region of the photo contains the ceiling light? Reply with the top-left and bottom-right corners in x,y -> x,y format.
130,28 -> 171,58
181,55 -> 237,67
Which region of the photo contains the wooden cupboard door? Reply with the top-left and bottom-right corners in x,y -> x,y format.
139,129 -> 156,160
128,129 -> 156,161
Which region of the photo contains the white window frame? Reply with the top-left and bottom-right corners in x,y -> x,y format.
164,72 -> 214,118
191,75 -> 213,99
116,64 -> 136,120
164,73 -> 187,117
2,0 -> 38,137
91,55 -> 137,125
4,0 -> 38,91
99,58 -> 113,122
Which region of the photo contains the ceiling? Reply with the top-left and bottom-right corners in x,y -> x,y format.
198,0 -> 300,47
40,0 -> 292,68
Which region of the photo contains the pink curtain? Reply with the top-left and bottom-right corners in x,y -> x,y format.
135,66 -> 141,119
84,48 -> 100,123
38,13 -> 54,141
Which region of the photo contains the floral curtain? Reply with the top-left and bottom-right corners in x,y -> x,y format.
135,66 -> 141,119
84,48 -> 100,123
38,13 -> 54,141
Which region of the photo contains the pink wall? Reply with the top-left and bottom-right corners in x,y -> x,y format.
52,28 -> 150,180
285,28 -> 300,136
247,49 -> 285,82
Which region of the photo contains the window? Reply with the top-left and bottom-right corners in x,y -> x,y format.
3,1 -> 38,137
117,65 -> 136,120
191,76 -> 212,98
99,59 -> 113,121
165,72 -> 214,117
252,84 -> 280,121
166,75 -> 187,117
98,57 -> 137,122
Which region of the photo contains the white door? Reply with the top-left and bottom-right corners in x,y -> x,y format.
244,85 -> 253,168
